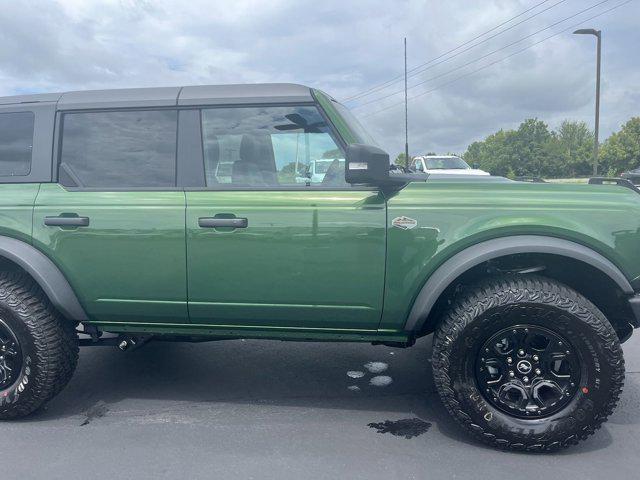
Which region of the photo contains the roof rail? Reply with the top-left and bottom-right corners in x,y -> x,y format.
588,177 -> 640,193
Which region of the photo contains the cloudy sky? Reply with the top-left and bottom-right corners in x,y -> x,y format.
0,0 -> 638,157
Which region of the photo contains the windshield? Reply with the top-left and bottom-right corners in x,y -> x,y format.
330,102 -> 377,145
313,90 -> 377,145
424,157 -> 470,170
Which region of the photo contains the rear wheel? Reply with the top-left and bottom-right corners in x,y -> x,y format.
0,270 -> 79,419
432,275 -> 625,451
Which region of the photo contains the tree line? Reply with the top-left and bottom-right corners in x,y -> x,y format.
395,117 -> 640,178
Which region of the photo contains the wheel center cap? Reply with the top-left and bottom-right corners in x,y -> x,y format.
517,360 -> 532,374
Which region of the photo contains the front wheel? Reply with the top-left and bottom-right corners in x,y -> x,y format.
432,275 -> 625,452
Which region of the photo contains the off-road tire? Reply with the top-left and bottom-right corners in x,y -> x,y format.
432,275 -> 625,452
0,269 -> 79,419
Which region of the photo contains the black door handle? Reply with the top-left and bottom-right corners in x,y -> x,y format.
198,217 -> 248,229
44,216 -> 90,227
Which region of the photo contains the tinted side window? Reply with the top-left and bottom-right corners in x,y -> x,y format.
201,106 -> 347,187
0,111 -> 34,176
59,110 -> 177,188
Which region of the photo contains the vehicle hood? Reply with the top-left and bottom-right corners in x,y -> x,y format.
387,179 -> 640,283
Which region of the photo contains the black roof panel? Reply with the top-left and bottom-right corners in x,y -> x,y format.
178,83 -> 313,106
0,83 -> 314,109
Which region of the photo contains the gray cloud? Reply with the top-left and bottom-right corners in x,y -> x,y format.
0,0 -> 637,157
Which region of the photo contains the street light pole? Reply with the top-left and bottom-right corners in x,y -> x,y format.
573,28 -> 602,176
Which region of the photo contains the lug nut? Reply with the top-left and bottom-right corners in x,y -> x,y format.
518,349 -> 525,356
507,357 -> 513,364
535,368 -> 541,375
523,376 -> 529,383
118,340 -> 129,351
533,354 -> 539,362
509,371 -> 515,378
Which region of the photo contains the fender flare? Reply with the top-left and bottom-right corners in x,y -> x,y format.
405,235 -> 633,333
0,236 -> 88,321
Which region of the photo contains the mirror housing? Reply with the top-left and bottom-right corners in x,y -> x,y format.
345,144 -> 393,185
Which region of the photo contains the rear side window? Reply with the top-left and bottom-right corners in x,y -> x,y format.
59,110 -> 177,188
0,111 -> 34,176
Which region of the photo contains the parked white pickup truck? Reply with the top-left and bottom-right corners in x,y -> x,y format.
411,155 -> 490,176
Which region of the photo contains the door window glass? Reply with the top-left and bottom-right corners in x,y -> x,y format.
0,111 -> 34,176
201,106 -> 346,187
59,110 -> 177,188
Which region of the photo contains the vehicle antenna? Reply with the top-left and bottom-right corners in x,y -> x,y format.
404,37 -> 410,167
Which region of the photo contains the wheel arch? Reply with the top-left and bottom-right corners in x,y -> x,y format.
0,236 -> 87,322
405,235 -> 634,336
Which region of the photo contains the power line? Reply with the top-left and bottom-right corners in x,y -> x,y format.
344,0 -> 563,102
352,0 -> 610,110
360,0 -> 633,119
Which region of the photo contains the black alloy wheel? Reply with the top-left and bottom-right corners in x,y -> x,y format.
0,319 -> 23,391
476,325 -> 581,418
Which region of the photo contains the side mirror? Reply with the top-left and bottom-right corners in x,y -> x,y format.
345,144 -> 392,185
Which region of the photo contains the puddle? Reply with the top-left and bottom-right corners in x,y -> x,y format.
369,375 -> 393,387
364,362 -> 388,374
368,418 -> 432,439
80,400 -> 109,426
347,370 -> 365,379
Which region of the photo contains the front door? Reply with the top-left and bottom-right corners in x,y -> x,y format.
32,109 -> 188,324
186,104 -> 386,330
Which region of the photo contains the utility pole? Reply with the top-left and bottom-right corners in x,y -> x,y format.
573,28 -> 602,176
404,37 -> 409,168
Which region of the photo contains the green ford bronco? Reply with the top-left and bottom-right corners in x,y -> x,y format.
0,83 -> 637,451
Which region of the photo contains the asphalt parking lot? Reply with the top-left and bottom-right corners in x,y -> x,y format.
4,332 -> 639,479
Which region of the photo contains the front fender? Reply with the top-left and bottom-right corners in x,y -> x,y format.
403,235 -> 633,333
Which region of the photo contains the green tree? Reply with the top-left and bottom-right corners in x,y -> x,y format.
394,152 -> 409,168
464,118 -> 594,178
600,117 -> 640,175
555,120 -> 594,177
509,118 -> 557,177
464,129 -> 516,177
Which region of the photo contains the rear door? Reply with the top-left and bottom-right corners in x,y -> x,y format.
32,109 -> 188,324
185,104 -> 386,330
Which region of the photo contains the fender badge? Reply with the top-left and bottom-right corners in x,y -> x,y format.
391,216 -> 418,230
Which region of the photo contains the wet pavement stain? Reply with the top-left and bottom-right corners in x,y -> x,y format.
368,418 -> 432,439
80,400 -> 109,426
364,362 -> 388,374
369,375 -> 393,387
